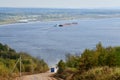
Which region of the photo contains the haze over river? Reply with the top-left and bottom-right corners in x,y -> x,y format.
0,18 -> 120,66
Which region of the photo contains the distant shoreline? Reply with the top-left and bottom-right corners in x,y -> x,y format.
1,7 -> 120,26
1,17 -> 120,26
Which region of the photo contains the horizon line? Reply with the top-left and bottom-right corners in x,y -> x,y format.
0,6 -> 120,10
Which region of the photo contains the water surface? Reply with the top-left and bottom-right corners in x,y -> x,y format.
0,18 -> 120,66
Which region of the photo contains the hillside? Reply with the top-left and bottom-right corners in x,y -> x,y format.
0,43 -> 49,80
56,43 -> 120,80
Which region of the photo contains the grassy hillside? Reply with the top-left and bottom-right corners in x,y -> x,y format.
56,42 -> 120,80
0,43 -> 49,80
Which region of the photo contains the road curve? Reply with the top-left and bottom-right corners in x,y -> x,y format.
16,72 -> 57,80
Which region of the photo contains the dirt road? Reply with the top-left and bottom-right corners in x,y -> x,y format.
16,72 -> 57,80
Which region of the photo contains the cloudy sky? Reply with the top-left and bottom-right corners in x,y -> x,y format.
0,0 -> 120,9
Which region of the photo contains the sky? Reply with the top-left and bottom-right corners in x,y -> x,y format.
0,0 -> 120,9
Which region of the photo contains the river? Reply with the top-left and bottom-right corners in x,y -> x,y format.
0,18 -> 120,66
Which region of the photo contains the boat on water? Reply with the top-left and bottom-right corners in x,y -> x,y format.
54,22 -> 78,27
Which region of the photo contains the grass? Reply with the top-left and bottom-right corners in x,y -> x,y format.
72,66 -> 120,80
55,66 -> 120,80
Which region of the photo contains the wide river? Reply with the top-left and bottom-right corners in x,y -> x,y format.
0,18 -> 120,66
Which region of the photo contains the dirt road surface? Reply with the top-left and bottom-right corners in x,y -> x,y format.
16,72 -> 57,80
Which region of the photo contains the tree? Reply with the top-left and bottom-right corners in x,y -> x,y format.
66,54 -> 80,68
57,60 -> 66,74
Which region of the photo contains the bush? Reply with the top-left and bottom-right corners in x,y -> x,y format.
0,42 -> 49,79
56,43 -> 120,80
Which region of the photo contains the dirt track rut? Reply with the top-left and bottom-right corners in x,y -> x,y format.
16,72 -> 57,80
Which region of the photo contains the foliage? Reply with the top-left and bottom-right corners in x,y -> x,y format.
0,43 -> 49,79
57,60 -> 66,74
72,67 -> 120,80
56,42 -> 120,80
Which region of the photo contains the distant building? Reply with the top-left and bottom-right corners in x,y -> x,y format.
51,68 -> 55,72
50,67 -> 58,73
